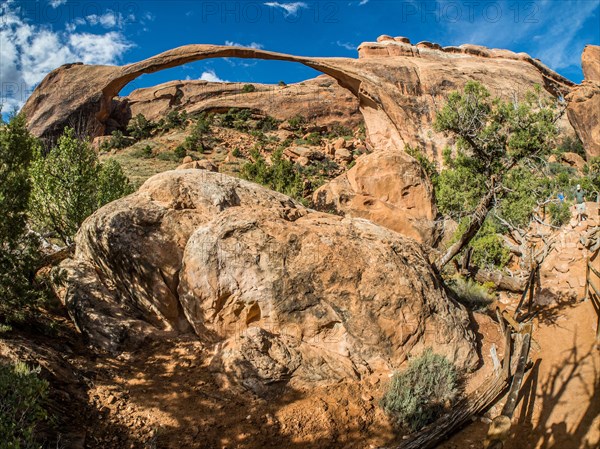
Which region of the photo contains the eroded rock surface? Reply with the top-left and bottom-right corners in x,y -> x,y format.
567,45 -> 600,159
116,75 -> 361,132
56,170 -> 478,389
313,150 -> 438,244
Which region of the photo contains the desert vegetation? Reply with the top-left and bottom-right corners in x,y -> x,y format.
381,349 -> 460,431
0,361 -> 49,449
1,114 -> 134,447
404,82 -> 600,280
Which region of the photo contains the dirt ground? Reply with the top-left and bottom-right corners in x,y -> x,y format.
440,294 -> 600,449
1,287 -> 598,449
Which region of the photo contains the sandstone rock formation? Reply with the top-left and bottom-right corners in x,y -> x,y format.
567,45 -> 600,159
582,45 -> 600,86
113,75 -> 361,133
23,39 -> 580,244
23,39 -> 574,162
56,169 -> 478,389
313,150 -> 438,244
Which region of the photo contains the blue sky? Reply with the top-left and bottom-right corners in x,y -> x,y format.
1,0 -> 599,113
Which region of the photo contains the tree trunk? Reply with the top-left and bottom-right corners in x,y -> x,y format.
435,179 -> 498,270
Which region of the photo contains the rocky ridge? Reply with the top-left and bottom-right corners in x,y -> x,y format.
112,75 -> 361,135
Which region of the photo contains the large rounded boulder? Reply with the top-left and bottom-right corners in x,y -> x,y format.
57,169 -> 478,390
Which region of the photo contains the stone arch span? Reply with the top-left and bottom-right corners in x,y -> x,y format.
22,41 -> 575,155
22,45 -> 373,139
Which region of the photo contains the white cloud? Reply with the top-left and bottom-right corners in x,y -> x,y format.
359,0 -> 369,5
200,70 -> 228,83
66,10 -> 134,31
336,41 -> 356,51
86,12 -> 118,28
0,1 -> 132,111
263,2 -> 308,17
225,41 -> 264,49
49,0 -> 66,8
68,32 -> 132,65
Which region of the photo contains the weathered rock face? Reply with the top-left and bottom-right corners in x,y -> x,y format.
567,45 -> 600,159
56,170 -> 478,388
115,75 -> 361,132
69,170 -> 301,344
313,150 -> 438,244
582,45 -> 600,83
23,39 -> 574,162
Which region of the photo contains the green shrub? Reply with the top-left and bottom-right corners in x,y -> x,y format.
278,80 -> 287,87
447,277 -> 494,311
109,130 -> 128,149
183,134 -> 204,153
155,152 -> 175,161
99,130 -> 130,151
242,84 -> 256,93
547,201 -> 571,226
301,159 -> 340,192
159,110 -> 188,131
0,361 -> 49,449
96,159 -> 134,207
174,145 -> 187,159
232,148 -> 242,158
287,114 -> 306,131
241,148 -> 303,200
327,123 -> 353,139
0,114 -> 44,323
434,154 -> 487,219
127,114 -> 155,140
133,144 -> 154,159
305,132 -> 322,146
467,219 -> 511,269
556,134 -> 585,158
0,114 -> 34,244
381,349 -> 459,432
30,128 -> 133,245
257,115 -> 280,132
218,108 -> 253,131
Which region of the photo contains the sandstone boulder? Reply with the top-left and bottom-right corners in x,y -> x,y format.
561,152 -> 586,171
56,170 -> 478,388
63,170 -> 300,349
334,147 -> 353,162
313,150 -> 438,244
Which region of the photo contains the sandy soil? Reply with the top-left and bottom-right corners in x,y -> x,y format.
1,282 -> 597,449
440,295 -> 600,449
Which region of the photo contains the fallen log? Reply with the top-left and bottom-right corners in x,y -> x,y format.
484,325 -> 533,449
472,268 -> 527,293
